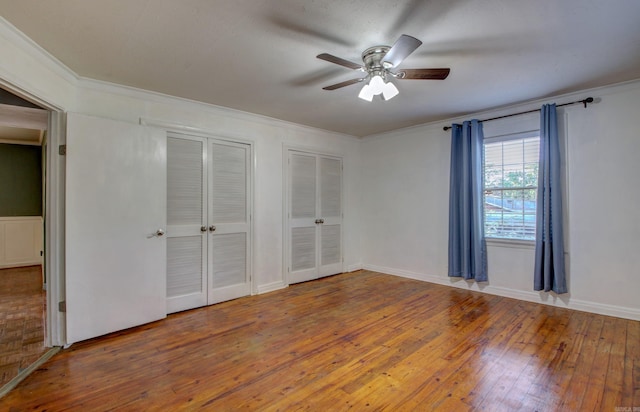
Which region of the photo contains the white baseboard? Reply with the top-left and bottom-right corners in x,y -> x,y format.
256,280 -> 288,295
363,264 -> 640,321
345,263 -> 363,273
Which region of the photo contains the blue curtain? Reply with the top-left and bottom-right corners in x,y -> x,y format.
534,104 -> 567,293
448,120 -> 487,282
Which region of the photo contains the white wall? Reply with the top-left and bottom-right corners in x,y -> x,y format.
361,80 -> 640,320
72,80 -> 363,292
0,17 -> 362,295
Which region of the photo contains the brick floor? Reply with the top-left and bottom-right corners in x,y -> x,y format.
0,265 -> 46,386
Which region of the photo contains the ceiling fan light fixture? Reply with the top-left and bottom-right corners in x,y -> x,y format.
382,81 -> 399,101
358,84 -> 374,101
358,74 -> 398,102
369,75 -> 385,94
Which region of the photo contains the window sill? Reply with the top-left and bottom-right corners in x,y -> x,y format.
486,237 -> 535,250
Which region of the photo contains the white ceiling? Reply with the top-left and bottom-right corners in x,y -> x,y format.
2,0 -> 640,137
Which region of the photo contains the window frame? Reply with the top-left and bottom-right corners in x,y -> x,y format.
483,130 -> 540,243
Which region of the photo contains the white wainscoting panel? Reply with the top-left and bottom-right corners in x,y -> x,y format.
0,216 -> 42,268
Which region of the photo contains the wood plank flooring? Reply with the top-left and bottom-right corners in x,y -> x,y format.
1,270 -> 638,411
0,265 -> 46,387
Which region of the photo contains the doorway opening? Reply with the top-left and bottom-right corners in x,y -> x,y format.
0,87 -> 50,388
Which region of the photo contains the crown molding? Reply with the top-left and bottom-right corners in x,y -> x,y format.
0,17 -> 78,86
364,77 -> 640,140
78,77 -> 360,142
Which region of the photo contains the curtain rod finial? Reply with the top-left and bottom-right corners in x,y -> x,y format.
583,97 -> 594,107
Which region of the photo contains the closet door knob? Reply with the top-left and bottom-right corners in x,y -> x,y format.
200,226 -> 207,232
209,225 -> 216,232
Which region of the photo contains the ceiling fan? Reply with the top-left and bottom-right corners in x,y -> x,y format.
316,34 -> 450,101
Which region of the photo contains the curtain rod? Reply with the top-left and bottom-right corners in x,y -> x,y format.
442,97 -> 594,131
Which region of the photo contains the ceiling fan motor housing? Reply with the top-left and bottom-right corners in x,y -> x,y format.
362,46 -> 392,79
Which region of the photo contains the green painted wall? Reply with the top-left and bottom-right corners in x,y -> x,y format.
0,143 -> 42,216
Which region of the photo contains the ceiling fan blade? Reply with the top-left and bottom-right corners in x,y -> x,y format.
317,53 -> 364,70
397,68 -> 450,80
322,78 -> 364,90
382,34 -> 423,68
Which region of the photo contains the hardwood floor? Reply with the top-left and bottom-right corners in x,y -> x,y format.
0,266 -> 47,387
1,270 -> 638,410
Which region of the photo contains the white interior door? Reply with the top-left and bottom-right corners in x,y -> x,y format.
287,150 -> 343,284
166,134 -> 207,313
208,140 -> 251,303
65,113 -> 166,344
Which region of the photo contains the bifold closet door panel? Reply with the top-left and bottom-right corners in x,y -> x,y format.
208,141 -> 251,303
288,152 -> 318,284
318,156 -> 342,276
166,136 -> 207,314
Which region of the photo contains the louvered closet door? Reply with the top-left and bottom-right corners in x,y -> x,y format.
318,156 -> 342,277
289,152 -> 319,284
288,151 -> 343,284
166,134 -> 207,313
208,140 -> 251,304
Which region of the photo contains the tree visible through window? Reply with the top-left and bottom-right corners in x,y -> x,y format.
483,134 -> 539,240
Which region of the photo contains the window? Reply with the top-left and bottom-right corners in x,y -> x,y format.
483,132 -> 539,240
